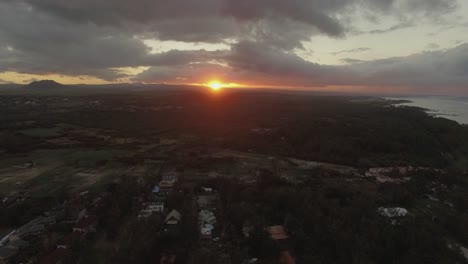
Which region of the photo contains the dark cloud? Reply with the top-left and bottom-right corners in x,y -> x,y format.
135,43 -> 468,93
331,48 -> 371,56
143,50 -> 228,66
354,21 -> 414,35
341,58 -> 367,64
20,0 -> 458,42
0,1 -> 150,80
0,0 -> 465,94
336,44 -> 468,89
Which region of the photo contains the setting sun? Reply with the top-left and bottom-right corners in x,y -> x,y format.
208,81 -> 223,91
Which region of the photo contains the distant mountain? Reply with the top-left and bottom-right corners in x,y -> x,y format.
23,80 -> 64,89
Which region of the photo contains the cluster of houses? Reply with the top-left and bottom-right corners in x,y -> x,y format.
197,189 -> 218,240
137,172 -> 182,264
138,172 -> 179,221
138,201 -> 165,219
38,192 -> 110,264
159,172 -> 178,193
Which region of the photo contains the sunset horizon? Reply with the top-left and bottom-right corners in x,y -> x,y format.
1,1 -> 468,263
1,0 -> 468,95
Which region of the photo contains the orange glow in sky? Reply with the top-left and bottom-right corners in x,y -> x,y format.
207,81 -> 223,91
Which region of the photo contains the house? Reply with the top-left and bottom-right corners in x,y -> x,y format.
200,224 -> 215,239
198,210 -> 217,238
162,172 -> 178,183
377,207 -> 408,218
152,186 -> 160,193
159,181 -> 175,193
39,248 -> 68,264
159,173 -> 178,193
198,210 -> 216,225
148,202 -> 164,213
267,226 -> 289,240
165,210 -> 181,225
139,202 -> 165,219
201,187 -> 213,193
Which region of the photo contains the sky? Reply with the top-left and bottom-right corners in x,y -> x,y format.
0,0 -> 468,95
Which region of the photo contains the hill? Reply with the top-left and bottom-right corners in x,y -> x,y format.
23,80 -> 64,89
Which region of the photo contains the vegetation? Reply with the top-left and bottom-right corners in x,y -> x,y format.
219,169 -> 468,264
0,89 -> 467,263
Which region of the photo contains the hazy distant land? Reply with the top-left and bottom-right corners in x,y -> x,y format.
388,96 -> 468,124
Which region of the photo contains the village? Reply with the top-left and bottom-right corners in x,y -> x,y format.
0,159 -> 303,264
1,91 -> 467,263
2,144 -> 466,264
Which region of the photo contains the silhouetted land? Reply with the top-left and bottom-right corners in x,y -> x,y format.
0,87 -> 467,264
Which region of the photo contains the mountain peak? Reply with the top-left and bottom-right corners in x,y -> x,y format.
23,80 -> 64,89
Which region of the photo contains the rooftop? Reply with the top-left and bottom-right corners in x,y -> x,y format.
267,226 -> 289,240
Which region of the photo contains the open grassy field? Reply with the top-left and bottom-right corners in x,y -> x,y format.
0,148 -> 135,196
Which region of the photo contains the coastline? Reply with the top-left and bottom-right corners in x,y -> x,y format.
385,96 -> 468,125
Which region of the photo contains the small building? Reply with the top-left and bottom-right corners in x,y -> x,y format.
200,224 -> 215,239
139,202 -> 165,219
198,210 -> 217,239
377,207 -> 408,218
159,181 -> 175,193
198,210 -> 216,225
148,202 -> 164,213
165,210 -> 181,225
152,186 -> 160,193
201,187 -> 213,193
162,172 -> 178,183
159,173 -> 178,193
267,226 -> 289,241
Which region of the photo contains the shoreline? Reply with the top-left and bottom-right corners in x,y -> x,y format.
385,96 -> 468,125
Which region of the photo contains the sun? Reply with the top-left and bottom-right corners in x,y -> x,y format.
207,81 -> 223,91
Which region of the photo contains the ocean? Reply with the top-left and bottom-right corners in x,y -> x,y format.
386,96 -> 468,125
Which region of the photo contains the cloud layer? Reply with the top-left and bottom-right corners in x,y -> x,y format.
0,0 -> 466,94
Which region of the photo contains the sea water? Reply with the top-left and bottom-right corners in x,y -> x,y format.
387,96 -> 468,125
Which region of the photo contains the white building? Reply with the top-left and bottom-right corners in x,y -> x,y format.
165,210 -> 181,225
